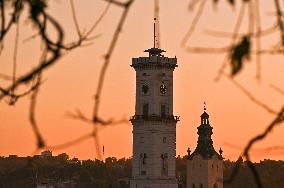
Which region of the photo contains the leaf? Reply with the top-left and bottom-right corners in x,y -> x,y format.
230,36 -> 251,76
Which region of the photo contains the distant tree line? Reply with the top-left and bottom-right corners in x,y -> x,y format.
0,154 -> 283,188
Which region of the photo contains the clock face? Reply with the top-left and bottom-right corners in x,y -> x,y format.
160,84 -> 167,94
142,85 -> 149,94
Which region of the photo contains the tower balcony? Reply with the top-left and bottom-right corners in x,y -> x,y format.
130,114 -> 180,123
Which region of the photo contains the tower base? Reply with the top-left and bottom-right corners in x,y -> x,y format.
130,178 -> 178,188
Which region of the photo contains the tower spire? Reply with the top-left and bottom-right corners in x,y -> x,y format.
204,101 -> 206,111
154,18 -> 156,48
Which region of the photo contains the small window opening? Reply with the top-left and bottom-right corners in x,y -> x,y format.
143,104 -> 149,118
161,104 -> 166,118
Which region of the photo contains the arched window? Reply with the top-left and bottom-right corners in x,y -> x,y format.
214,183 -> 218,188
192,183 -> 195,188
200,183 -> 203,188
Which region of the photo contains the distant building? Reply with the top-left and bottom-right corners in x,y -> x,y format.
8,155 -> 18,158
41,150 -> 52,158
37,183 -> 53,188
187,106 -> 223,188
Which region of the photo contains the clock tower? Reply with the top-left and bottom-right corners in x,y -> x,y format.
130,21 -> 179,188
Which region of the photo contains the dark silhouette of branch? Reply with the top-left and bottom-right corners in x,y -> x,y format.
224,141 -> 284,153
70,0 -> 81,38
31,0 -> 134,158
214,2 -> 246,81
186,46 -> 229,53
254,0 -> 262,80
11,17 -> 20,104
44,132 -> 95,151
29,75 -> 45,149
243,106 -> 284,188
274,0 -> 284,48
92,0 -> 134,122
270,84 -> 284,96
0,73 -> 13,81
0,79 -> 41,105
102,0 -> 126,7
225,106 -> 284,187
181,0 -> 206,47
0,0 -> 20,41
226,74 -> 278,115
0,0 -> 130,158
91,0 -> 134,159
204,24 -> 278,39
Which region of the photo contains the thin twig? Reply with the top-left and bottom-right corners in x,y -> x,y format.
10,17 -> 20,104
274,0 -> 284,47
214,2 -> 246,81
226,75 -> 278,115
270,84 -> 284,96
204,24 -> 277,39
254,0 -> 262,80
181,0 -> 206,47
92,0 -> 134,121
29,75 -> 45,149
70,0 -> 81,38
243,106 -> 284,188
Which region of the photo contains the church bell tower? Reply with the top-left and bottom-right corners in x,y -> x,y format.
130,19 -> 179,188
187,105 -> 223,188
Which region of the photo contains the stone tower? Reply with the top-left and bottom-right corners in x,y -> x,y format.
187,105 -> 223,188
129,22 -> 179,188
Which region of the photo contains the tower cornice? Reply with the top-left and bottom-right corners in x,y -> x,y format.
130,114 -> 180,123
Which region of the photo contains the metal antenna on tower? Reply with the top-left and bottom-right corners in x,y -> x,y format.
154,18 -> 156,48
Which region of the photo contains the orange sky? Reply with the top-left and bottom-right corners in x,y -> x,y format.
0,0 -> 283,162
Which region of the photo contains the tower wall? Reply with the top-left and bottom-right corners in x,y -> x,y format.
187,155 -> 223,188
130,49 -> 178,188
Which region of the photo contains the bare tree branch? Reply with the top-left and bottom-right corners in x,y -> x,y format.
181,0 -> 206,47
270,84 -> 284,96
274,0 -> 284,48
226,74 -> 278,115
214,2 -> 246,81
243,106 -> 284,188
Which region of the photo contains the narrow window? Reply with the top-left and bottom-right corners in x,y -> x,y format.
140,153 -> 147,175
163,137 -> 166,143
161,153 -> 168,176
161,104 -> 166,118
214,183 -> 218,188
200,183 -> 203,188
192,184 -> 195,188
143,104 -> 149,118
